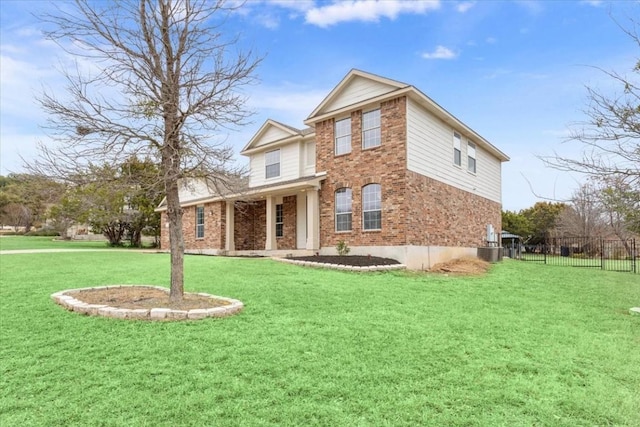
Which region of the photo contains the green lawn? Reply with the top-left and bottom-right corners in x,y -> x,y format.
0,236 -> 112,251
1,250 -> 639,426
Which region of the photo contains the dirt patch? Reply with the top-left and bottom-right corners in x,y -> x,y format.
429,257 -> 491,275
67,286 -> 231,311
289,255 -> 400,266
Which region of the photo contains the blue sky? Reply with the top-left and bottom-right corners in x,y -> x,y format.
0,0 -> 636,211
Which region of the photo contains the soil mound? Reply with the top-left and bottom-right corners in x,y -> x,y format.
429,257 -> 491,275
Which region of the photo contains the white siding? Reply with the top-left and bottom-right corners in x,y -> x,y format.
303,140 -> 316,177
406,98 -> 502,203
323,76 -> 398,113
248,143 -> 302,187
254,126 -> 293,148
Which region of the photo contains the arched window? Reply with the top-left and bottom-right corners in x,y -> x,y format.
335,188 -> 352,231
362,184 -> 381,230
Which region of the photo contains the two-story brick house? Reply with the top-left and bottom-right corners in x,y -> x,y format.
157,69 -> 509,269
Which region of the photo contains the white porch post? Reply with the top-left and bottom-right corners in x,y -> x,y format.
265,196 -> 277,250
306,188 -> 320,250
225,200 -> 235,251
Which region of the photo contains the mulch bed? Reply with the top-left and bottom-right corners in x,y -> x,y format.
68,287 -> 231,311
289,255 -> 401,266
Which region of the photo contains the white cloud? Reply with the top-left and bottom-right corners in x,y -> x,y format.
482,68 -> 512,79
456,1 -> 476,13
580,0 -> 603,6
516,0 -> 544,15
268,0 -> 316,13
305,0 -> 441,28
421,45 -> 458,60
256,13 -> 280,29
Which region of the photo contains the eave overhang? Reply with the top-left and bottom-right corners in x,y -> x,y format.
155,172 -> 327,212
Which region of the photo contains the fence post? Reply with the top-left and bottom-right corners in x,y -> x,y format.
633,239 -> 637,274
600,238 -> 604,271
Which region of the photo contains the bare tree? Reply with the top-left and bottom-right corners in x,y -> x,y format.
32,0 -> 260,301
541,13 -> 639,191
598,177 -> 640,258
556,182 -> 606,238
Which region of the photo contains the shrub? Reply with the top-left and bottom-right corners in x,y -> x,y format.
336,240 -> 350,256
25,229 -> 60,237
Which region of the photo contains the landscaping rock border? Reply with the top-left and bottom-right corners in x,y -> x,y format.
274,257 -> 406,271
51,285 -> 244,321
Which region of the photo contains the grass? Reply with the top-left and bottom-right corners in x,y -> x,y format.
0,236 -> 130,251
1,247 -> 639,426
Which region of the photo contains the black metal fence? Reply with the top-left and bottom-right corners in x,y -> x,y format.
515,237 -> 638,274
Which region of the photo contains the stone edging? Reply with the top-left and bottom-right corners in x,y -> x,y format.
274,257 -> 406,272
51,285 -> 244,321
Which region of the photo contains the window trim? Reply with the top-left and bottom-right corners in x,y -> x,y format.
362,108 -> 381,149
275,203 -> 283,238
195,205 -> 205,239
362,183 -> 382,231
467,141 -> 477,174
265,149 -> 280,179
335,188 -> 353,232
334,117 -> 352,156
453,132 -> 462,167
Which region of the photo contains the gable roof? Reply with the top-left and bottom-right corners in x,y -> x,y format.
306,69 -> 408,120
240,119 -> 314,154
304,69 -> 509,162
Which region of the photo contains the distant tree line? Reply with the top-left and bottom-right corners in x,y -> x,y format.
503,179 -> 640,246
0,156 -> 163,247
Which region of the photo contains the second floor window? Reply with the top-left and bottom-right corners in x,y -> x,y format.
195,206 -> 205,239
335,118 -> 351,155
265,149 -> 280,179
335,188 -> 352,231
362,109 -> 381,149
467,142 -> 477,173
453,132 -> 461,166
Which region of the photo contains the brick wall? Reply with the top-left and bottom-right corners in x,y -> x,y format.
232,196 -> 297,251
405,170 -> 502,247
160,212 -> 168,249
316,96 -> 409,249
279,195 -> 297,250
234,200 -> 265,250
159,202 -> 225,251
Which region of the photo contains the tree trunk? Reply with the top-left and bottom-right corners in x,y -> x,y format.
165,176 -> 184,302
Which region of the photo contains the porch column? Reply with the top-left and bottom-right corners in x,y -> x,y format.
225,200 -> 235,251
306,188 -> 320,250
265,196 -> 277,250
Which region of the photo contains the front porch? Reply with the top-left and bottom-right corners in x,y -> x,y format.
224,175 -> 324,253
